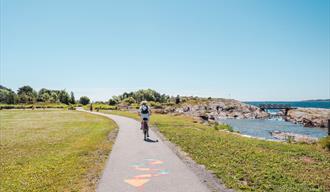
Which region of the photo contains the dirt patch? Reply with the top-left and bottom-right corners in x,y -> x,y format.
108,127 -> 119,141
300,156 -> 316,164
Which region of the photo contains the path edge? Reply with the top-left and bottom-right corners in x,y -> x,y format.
150,125 -> 235,192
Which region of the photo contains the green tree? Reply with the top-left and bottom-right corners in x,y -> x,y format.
17,86 -> 37,104
79,96 -> 90,105
122,97 -> 136,105
0,85 -> 17,104
175,95 -> 181,104
58,90 -> 70,104
37,92 -> 51,103
108,98 -> 118,105
70,91 -> 76,104
49,92 -> 59,103
115,89 -> 168,103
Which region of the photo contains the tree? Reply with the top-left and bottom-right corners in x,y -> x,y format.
49,92 -> 59,103
58,90 -> 70,104
0,85 -> 17,104
115,89 -> 168,104
175,95 -> 181,104
122,97 -> 136,105
37,92 -> 51,103
17,86 -> 33,95
79,96 -> 90,105
17,85 -> 37,104
108,98 -> 118,105
70,91 -> 76,104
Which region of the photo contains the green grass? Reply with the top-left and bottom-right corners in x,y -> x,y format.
0,110 -> 117,192
0,103 -> 69,109
103,110 -> 330,192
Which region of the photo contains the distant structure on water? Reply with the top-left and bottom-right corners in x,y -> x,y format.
259,104 -> 297,116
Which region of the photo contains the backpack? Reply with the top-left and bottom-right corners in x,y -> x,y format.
141,105 -> 149,114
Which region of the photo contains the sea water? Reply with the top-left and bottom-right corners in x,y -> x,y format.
246,101 -> 330,109
219,101 -> 329,140
219,118 -> 327,140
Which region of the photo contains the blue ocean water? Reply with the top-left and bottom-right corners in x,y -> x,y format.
219,119 -> 327,140
246,101 -> 330,109
220,100 -> 330,140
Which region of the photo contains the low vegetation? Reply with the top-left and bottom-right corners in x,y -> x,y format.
103,110 -> 330,192
0,110 -> 117,191
84,103 -> 118,111
319,136 -> 330,151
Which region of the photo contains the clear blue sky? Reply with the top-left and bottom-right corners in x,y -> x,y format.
1,0 -> 329,101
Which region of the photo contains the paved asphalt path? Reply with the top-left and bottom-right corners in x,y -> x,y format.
81,110 -> 210,192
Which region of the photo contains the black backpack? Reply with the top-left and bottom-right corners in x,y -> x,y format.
141,105 -> 149,114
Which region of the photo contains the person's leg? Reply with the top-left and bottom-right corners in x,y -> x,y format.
146,120 -> 150,137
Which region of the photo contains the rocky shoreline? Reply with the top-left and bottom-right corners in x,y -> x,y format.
154,98 -> 269,122
285,108 -> 330,128
153,98 -> 329,129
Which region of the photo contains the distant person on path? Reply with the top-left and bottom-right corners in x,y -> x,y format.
138,101 -> 151,130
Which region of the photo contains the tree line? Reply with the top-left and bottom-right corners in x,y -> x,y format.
108,89 -> 181,105
0,85 -> 91,105
1,85 -> 180,106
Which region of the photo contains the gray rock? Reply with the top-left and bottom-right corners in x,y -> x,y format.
286,108 -> 330,128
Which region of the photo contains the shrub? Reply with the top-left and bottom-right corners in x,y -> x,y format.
84,104 -> 117,110
213,122 -> 234,132
149,101 -> 162,109
319,136 -> 330,151
68,105 -> 76,110
79,96 -> 90,105
122,97 -> 136,105
175,95 -> 181,104
108,98 -> 118,105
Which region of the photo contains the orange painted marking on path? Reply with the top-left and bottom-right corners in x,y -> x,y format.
124,159 -> 169,188
135,167 -> 152,171
124,178 -> 150,187
150,160 -> 163,165
134,174 -> 153,179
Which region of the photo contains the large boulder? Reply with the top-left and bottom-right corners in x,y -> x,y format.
286,108 -> 330,128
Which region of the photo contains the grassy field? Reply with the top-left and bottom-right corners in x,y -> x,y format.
0,110 -> 117,192
0,103 -> 71,110
103,110 -> 330,192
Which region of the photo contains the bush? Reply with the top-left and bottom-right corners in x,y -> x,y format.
122,97 -> 136,105
108,98 -> 118,105
131,103 -> 140,109
84,104 -> 117,111
68,105 -> 76,110
175,95 -> 181,104
149,101 -> 162,109
319,136 -> 330,151
79,96 -> 90,105
213,122 -> 234,132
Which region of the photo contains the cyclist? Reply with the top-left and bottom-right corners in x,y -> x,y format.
138,101 -> 151,138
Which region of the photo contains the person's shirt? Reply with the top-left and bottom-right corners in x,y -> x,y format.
139,105 -> 151,115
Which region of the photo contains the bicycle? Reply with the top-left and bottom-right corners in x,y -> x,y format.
142,118 -> 149,141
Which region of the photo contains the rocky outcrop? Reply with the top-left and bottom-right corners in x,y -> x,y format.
286,108 -> 330,128
168,98 -> 269,121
